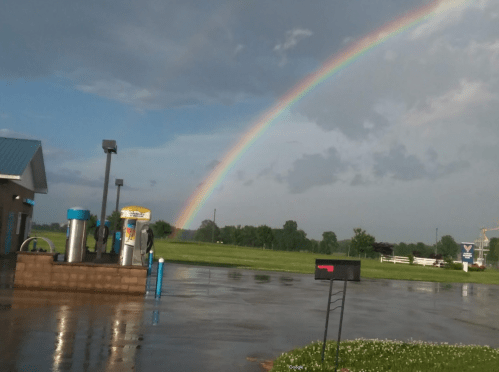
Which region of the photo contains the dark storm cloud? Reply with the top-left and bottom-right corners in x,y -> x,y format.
0,0 -> 422,108
46,169 -> 103,188
296,4 -> 499,141
373,144 -> 426,180
373,144 -> 470,181
286,147 -> 346,193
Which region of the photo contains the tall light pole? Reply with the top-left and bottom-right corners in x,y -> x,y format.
435,228 -> 438,255
115,179 -> 123,213
96,140 -> 117,261
212,209 -> 216,243
111,178 -> 123,251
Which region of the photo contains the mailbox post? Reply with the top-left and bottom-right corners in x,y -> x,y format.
315,259 -> 360,371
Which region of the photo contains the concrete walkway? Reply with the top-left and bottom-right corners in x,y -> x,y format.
0,260 -> 498,371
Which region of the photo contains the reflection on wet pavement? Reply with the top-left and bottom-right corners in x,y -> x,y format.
0,260 -> 498,372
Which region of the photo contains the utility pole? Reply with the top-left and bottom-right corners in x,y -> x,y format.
212,209 -> 216,243
96,140 -> 117,261
435,228 -> 438,255
111,179 -> 123,252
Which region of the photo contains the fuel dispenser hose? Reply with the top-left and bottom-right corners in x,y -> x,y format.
93,225 -> 109,244
146,227 -> 154,253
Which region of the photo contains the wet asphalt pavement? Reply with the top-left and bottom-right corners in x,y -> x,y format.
0,258 -> 498,372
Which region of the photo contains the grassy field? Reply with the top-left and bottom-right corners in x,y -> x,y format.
28,230 -> 112,253
271,339 -> 499,371
29,230 -> 499,284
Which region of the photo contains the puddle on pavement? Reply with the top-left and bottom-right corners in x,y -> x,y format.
254,274 -> 271,283
1,259 -> 499,372
228,270 -> 243,280
279,276 -> 294,286
1,288 -> 145,372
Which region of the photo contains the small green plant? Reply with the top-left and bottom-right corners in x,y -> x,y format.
443,257 -> 463,270
408,254 -> 414,265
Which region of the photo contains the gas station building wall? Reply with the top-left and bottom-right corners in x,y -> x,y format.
0,138 -> 48,255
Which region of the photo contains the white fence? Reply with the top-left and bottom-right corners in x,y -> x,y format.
380,255 -> 460,267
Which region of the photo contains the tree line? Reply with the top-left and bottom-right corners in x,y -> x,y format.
33,216 -> 499,263
193,219 -> 342,254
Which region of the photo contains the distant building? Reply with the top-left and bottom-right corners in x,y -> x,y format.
0,137 -> 47,255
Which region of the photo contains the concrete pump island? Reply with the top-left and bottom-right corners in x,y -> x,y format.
14,206 -> 153,295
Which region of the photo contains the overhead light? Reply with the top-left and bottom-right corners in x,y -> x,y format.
12,195 -> 20,200
102,140 -> 117,154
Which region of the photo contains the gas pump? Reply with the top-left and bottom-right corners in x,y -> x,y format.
119,206 -> 154,266
93,220 -> 110,252
65,207 -> 90,262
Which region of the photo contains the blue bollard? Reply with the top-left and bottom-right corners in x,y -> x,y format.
155,258 -> 164,298
152,310 -> 159,325
147,250 -> 154,276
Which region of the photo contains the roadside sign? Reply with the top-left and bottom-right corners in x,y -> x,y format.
315,259 -> 361,281
315,259 -> 361,370
461,243 -> 474,265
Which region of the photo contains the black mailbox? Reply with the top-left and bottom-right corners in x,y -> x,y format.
314,259 -> 361,281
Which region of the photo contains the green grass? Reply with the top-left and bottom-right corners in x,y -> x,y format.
28,231 -> 499,284
271,339 -> 499,371
28,230 -> 112,254
151,240 -> 499,284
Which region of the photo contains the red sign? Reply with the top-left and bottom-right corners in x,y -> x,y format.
317,265 -> 335,272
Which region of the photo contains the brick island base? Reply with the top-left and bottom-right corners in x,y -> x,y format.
14,252 -> 147,295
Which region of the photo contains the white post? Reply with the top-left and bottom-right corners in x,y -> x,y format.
463,262 -> 468,272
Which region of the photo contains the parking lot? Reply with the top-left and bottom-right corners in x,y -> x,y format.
1,260 -> 498,371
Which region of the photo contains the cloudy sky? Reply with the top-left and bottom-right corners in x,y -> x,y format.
2,0 -> 499,245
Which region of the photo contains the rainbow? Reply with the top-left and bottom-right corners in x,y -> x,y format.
174,0 -> 472,232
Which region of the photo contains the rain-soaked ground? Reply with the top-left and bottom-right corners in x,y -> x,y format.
0,257 -> 498,372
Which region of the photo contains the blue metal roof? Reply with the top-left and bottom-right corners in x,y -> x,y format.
0,137 -> 40,176
0,137 -> 48,193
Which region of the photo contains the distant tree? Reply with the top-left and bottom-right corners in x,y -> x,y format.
416,242 -> 433,258
407,243 -> 418,256
151,220 -> 173,238
256,225 -> 274,249
488,237 -> 499,263
372,242 -> 394,256
240,225 -> 258,247
272,229 -> 283,250
438,235 -> 459,259
350,228 -> 375,258
220,225 -> 237,245
337,240 -> 351,255
194,220 -> 220,242
281,220 -> 308,251
395,242 -> 409,256
86,214 -> 98,235
265,221 -> 310,252
295,229 -> 308,252
106,210 -> 121,233
320,231 -> 338,255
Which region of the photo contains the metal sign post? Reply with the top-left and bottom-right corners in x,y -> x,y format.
315,259 -> 360,372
